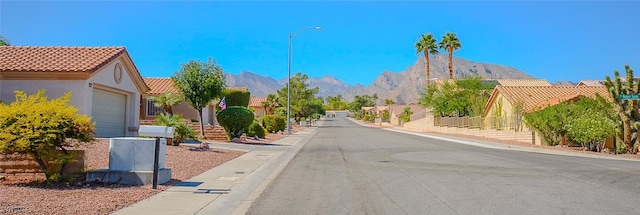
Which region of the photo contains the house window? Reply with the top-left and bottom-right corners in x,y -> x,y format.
147,100 -> 162,116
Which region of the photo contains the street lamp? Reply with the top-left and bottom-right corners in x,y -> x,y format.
288,26 -> 322,135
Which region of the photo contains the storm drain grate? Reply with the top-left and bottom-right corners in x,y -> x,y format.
194,188 -> 231,194
234,171 -> 245,174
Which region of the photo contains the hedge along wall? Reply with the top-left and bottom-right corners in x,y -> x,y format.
0,150 -> 85,181
221,89 -> 251,107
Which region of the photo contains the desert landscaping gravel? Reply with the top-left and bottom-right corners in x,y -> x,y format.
0,139 -> 246,215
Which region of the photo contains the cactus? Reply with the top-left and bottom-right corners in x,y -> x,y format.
603,65 -> 640,153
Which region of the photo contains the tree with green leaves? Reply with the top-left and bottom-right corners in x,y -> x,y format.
148,92 -> 182,115
415,33 -> 439,88
172,58 -> 226,136
348,94 -> 377,113
261,93 -> 280,115
325,94 -> 349,110
0,34 -> 10,46
276,72 -> 323,122
384,99 -> 395,105
525,95 -> 616,149
399,107 -> 413,124
419,76 -> 493,117
566,96 -> 617,151
603,65 -> 640,153
439,32 -> 462,79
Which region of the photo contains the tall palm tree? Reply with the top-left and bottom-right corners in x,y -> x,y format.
148,92 -> 182,115
439,32 -> 462,79
415,33 -> 439,88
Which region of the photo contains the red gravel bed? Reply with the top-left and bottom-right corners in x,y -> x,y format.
0,139 -> 245,215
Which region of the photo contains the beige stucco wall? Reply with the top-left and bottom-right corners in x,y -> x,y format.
0,58 -> 143,137
1,80 -> 88,112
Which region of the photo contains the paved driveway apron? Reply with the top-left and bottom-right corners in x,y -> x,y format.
247,117 -> 640,215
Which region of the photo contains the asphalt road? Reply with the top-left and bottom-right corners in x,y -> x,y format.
247,117 -> 640,215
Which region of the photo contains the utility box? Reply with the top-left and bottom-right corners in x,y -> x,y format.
108,137 -> 167,171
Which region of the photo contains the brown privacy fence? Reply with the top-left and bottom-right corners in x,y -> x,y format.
434,116 -> 532,132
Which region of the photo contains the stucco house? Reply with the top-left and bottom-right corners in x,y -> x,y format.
0,46 -> 149,138
141,77 -> 248,125
248,97 -> 267,118
388,104 -> 426,126
482,85 -> 610,145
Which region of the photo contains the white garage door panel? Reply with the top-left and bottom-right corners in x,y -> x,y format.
92,89 -> 126,138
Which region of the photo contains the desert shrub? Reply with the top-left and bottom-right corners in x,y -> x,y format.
217,106 -> 254,140
246,120 -> 266,138
0,90 -> 95,182
263,115 -> 286,133
221,89 -> 251,107
154,113 -> 196,146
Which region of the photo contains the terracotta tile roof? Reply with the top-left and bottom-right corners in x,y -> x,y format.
0,46 -> 126,73
577,80 -> 604,86
484,86 -> 610,115
432,79 -> 551,87
249,97 -> 267,107
529,93 -> 583,111
143,77 -> 248,95
226,87 -> 249,91
143,78 -> 179,95
494,79 -> 552,86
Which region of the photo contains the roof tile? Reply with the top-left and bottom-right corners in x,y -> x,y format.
249,97 -> 267,107
143,77 -> 248,95
0,46 -> 126,73
486,86 -> 610,114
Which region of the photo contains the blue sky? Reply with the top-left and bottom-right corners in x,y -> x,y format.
2,1 -> 639,86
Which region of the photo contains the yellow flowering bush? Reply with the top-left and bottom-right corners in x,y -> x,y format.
0,90 -> 95,181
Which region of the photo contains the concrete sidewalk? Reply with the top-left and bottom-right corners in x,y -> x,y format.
114,126 -> 319,215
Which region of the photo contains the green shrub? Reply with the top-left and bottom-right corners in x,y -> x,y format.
154,113 -> 196,146
263,115 -> 286,133
246,120 -> 266,138
217,106 -> 254,140
0,90 -> 95,182
221,89 -> 251,107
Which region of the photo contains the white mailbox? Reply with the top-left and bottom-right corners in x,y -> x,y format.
138,125 -> 174,138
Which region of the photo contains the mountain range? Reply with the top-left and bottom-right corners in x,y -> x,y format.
225,54 -> 535,104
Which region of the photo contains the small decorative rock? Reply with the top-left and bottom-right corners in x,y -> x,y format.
253,135 -> 259,140
231,138 -> 242,143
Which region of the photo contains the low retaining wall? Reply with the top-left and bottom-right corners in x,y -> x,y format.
403,117 -> 533,144
0,150 -> 85,181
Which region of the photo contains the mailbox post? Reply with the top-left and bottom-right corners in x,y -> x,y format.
138,125 -> 174,189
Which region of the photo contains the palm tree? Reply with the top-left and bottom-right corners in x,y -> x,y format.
148,92 -> 182,115
439,32 -> 462,79
415,33 -> 439,88
261,93 -> 280,115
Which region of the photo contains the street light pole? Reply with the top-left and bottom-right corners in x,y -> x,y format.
287,26 -> 321,135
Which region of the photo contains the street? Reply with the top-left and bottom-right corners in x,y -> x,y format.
248,117 -> 640,215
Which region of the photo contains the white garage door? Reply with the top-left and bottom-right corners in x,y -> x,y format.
92,89 -> 126,138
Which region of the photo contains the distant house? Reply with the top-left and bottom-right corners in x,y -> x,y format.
248,97 -> 267,118
0,46 -> 149,138
388,104 -> 426,126
141,77 -> 248,125
482,85 -> 610,145
576,80 -> 604,87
